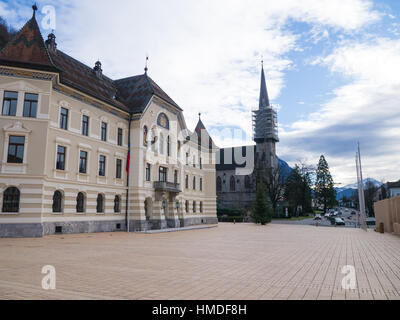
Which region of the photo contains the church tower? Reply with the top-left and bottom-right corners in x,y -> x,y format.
252,62 -> 279,177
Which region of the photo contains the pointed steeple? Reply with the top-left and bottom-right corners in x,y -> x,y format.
0,5 -> 55,68
194,114 -> 216,150
259,61 -> 270,109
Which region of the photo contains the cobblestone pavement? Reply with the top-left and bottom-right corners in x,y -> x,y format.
1,223 -> 400,300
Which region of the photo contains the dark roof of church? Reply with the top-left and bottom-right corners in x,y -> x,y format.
216,145 -> 256,171
114,74 -> 181,114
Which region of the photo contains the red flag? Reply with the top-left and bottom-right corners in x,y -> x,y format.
126,150 -> 130,174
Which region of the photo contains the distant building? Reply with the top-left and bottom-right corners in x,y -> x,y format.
216,64 -> 280,212
375,180 -> 400,201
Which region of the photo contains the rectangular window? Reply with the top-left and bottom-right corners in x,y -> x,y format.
23,93 -> 38,118
185,175 -> 189,189
82,115 -> 89,136
56,146 -> 66,170
59,107 -> 68,130
2,91 -> 18,116
116,159 -> 122,179
79,151 -> 88,174
200,178 -> 203,191
145,163 -> 151,181
200,157 -> 202,169
101,122 -> 107,142
159,167 -> 168,182
174,170 -> 178,184
117,128 -> 123,146
193,155 -> 196,168
186,153 -> 189,166
99,155 -> 106,176
7,136 -> 25,163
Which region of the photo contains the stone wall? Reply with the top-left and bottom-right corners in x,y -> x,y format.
374,196 -> 400,235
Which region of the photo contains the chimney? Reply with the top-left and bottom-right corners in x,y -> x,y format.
45,33 -> 57,54
94,60 -> 102,78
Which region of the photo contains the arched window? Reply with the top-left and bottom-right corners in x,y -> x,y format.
230,176 -> 236,191
143,126 -> 148,147
114,195 -> 120,213
245,176 -> 251,190
159,132 -> 164,154
76,192 -> 85,213
52,190 -> 63,213
97,194 -> 104,213
216,176 -> 222,192
2,187 -> 20,213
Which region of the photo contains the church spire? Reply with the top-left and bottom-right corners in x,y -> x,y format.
259,60 -> 270,109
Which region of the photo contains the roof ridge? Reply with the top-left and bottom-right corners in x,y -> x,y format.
0,14 -> 56,69
0,16 -> 32,55
114,74 -> 145,83
54,49 -> 115,83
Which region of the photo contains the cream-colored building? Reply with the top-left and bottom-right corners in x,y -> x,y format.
0,9 -> 217,237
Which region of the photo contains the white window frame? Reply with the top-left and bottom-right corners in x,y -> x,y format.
1,122 -> 31,174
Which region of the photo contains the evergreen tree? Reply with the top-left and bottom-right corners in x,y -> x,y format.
315,155 -> 336,213
284,163 -> 313,217
251,181 -> 272,225
284,165 -> 303,217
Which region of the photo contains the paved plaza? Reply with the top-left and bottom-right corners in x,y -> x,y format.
1,223 -> 400,300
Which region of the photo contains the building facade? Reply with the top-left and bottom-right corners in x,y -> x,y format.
0,8 -> 217,237
216,63 -> 279,211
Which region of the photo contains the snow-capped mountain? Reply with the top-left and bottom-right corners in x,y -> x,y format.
336,178 -> 382,200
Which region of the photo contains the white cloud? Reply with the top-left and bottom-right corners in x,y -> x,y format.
280,38 -> 400,184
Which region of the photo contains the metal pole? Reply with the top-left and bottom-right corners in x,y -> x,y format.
355,152 -> 361,228
357,143 -> 367,231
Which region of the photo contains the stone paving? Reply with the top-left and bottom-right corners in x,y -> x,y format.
0,223 -> 400,300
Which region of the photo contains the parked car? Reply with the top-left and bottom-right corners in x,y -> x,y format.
314,214 -> 322,220
351,211 -> 356,215
366,217 -> 376,227
331,217 -> 345,226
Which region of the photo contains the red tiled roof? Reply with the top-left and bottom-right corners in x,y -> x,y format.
49,50 -> 129,112
114,74 -> 182,114
0,14 -> 55,69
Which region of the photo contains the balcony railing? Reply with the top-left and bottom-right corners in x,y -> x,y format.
154,181 -> 182,193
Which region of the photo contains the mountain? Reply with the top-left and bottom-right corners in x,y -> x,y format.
342,178 -> 382,190
335,178 -> 382,200
278,158 -> 292,181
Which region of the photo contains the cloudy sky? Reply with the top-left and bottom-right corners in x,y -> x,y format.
2,0 -> 400,186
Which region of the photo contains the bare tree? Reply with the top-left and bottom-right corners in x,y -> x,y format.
262,164 -> 286,214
